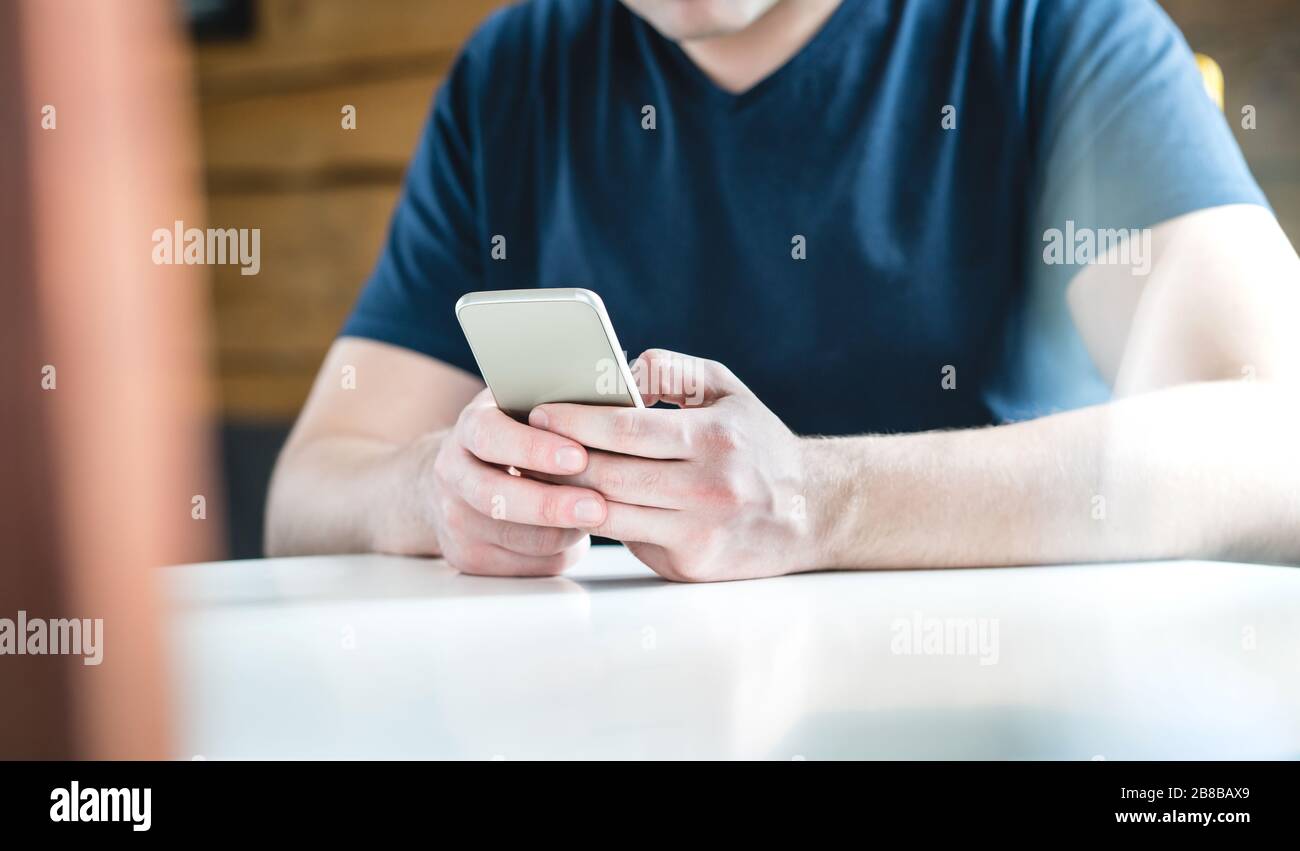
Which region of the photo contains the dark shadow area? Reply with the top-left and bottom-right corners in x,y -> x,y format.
220,420 -> 291,559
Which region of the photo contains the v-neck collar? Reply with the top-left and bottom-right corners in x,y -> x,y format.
631,0 -> 871,111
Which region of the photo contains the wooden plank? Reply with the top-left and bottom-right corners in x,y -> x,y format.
197,0 -> 506,97
219,367 -> 321,422
207,185 -> 400,364
201,74 -> 439,176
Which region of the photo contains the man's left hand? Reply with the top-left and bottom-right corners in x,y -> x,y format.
528,349 -> 821,582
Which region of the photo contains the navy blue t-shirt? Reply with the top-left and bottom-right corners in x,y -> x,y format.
341,0 -> 1265,435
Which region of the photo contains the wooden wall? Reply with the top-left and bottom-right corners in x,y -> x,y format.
196,0 -> 1300,422
197,0 -> 506,421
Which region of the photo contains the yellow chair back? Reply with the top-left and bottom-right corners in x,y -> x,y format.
1194,53 -> 1224,111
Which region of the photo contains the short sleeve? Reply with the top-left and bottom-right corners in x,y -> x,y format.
987,0 -> 1269,422
1030,0 -> 1266,241
338,48 -> 484,375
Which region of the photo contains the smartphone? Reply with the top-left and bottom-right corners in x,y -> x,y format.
455,288 -> 644,421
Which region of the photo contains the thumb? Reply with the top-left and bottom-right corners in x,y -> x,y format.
630,349 -> 748,407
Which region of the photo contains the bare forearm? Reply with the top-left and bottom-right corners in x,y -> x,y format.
805,380 -> 1300,569
265,431 -> 444,557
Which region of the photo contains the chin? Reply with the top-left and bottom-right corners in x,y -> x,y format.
620,0 -> 780,40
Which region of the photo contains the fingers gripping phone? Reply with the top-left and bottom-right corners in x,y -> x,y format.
455,288 -> 644,421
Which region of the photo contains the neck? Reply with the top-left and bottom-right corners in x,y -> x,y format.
678,0 -> 844,94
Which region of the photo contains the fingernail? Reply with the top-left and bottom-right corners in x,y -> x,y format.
572,498 -> 604,524
529,408 -> 549,429
555,446 -> 584,472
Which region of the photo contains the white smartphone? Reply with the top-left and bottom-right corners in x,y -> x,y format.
454,288 -> 644,421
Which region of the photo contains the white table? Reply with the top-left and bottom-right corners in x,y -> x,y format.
165,547 -> 1300,760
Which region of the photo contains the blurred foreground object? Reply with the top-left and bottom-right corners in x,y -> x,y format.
0,0 -> 218,758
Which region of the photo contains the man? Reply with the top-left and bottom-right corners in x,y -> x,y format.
266,0 -> 1300,581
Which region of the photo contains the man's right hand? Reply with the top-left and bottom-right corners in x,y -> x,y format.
424,389 -> 609,576
267,339 -> 608,568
